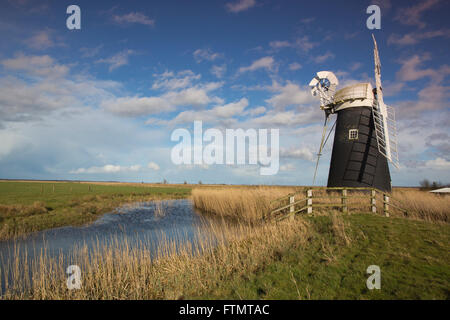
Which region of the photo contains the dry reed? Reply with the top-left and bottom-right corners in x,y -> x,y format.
0,217 -> 310,299
1,186 -> 447,299
192,187 -> 449,223
192,186 -> 299,223
390,190 -> 449,223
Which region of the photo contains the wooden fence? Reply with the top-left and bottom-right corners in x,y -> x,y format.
266,187 -> 408,222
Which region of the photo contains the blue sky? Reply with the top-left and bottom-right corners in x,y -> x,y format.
0,0 -> 449,186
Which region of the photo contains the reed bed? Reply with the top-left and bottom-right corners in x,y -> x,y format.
192,187 -> 449,223
192,186 -> 300,223
1,186 -> 447,299
0,216 -> 310,299
390,190 -> 449,223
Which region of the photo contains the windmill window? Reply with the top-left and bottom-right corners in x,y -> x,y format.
349,129 -> 359,140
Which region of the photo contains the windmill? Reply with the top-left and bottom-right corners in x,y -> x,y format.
308,35 -> 399,192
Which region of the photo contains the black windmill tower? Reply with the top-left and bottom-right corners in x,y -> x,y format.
308,35 -> 399,192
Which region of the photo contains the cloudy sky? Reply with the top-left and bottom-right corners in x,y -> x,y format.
0,0 -> 449,186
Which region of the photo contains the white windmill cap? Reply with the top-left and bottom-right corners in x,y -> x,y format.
316,71 -> 339,85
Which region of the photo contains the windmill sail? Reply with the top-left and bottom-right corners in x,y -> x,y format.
371,35 -> 399,168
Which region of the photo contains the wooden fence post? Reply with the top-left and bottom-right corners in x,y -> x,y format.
289,195 -> 295,220
307,189 -> 313,215
371,189 -> 377,213
341,189 -> 348,213
383,194 -> 389,217
52,185 -> 55,193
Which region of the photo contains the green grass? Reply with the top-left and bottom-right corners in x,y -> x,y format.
0,181 -> 191,239
192,214 -> 450,299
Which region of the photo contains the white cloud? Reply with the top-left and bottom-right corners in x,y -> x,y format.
396,84 -> 450,117
163,86 -> 222,108
152,70 -> 201,90
288,62 -> 302,71
269,40 -> 291,49
313,52 -> 335,64
0,131 -> 27,160
104,78 -> 223,117
280,147 -> 315,161
388,29 -> 449,46
425,157 -> 450,169
25,30 -> 64,50
212,98 -> 249,117
193,49 -> 223,63
211,64 -> 227,78
268,37 -> 318,53
80,45 -> 103,58
226,0 -> 256,13
250,109 -> 317,127
245,106 -> 266,116
265,82 -> 316,110
349,62 -> 362,71
294,36 -> 318,53
0,54 -> 120,124
147,162 -> 160,170
1,53 -> 69,78
101,96 -> 173,116
96,50 -> 135,72
382,81 -> 405,97
165,98 -> 249,125
396,54 -> 450,82
280,163 -> 296,171
70,164 -> 141,174
113,12 -> 155,26
394,0 -> 440,29
239,56 -> 275,73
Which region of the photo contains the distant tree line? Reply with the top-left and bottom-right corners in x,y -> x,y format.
419,179 -> 449,190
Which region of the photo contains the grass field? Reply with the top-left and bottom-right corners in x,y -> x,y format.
2,211 -> 448,299
0,181 -> 191,239
1,184 -> 448,299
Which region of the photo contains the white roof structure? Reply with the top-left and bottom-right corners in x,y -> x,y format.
429,187 -> 450,193
333,82 -> 374,111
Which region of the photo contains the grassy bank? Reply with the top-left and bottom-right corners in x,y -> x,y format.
0,181 -> 190,240
1,186 -> 449,299
0,188 -> 450,299
194,214 -> 449,299
2,212 -> 448,299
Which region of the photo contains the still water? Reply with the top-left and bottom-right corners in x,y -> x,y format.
0,199 -> 211,291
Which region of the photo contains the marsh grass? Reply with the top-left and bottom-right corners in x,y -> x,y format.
192,187 -> 449,223
192,187 -> 299,223
1,186 -> 448,299
1,216 -> 311,299
0,181 -> 190,240
390,190 -> 449,223
153,200 -> 174,219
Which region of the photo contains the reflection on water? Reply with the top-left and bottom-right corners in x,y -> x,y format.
0,199 -> 210,292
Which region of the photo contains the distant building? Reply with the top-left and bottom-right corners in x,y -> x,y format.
429,187 -> 450,194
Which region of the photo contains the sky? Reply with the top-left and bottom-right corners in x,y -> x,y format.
0,0 -> 449,186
